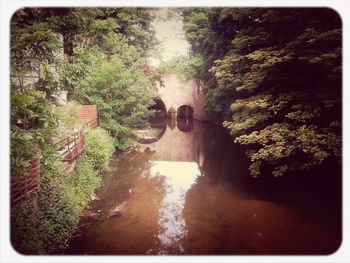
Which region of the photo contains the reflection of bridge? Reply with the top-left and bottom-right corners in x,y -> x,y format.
137,120 -> 205,167
155,74 -> 207,121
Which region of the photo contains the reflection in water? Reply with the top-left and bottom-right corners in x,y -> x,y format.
66,120 -> 341,255
144,161 -> 201,254
177,118 -> 193,132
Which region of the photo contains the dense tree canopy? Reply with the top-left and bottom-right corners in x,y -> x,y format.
61,9 -> 157,149
182,8 -> 341,176
64,44 -> 157,149
11,7 -> 158,157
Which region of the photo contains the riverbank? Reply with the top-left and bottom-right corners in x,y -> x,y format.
11,128 -> 115,254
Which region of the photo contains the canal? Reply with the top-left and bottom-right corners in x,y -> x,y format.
66,119 -> 341,255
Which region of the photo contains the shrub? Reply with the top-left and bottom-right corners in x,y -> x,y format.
84,128 -> 115,173
69,154 -> 101,206
11,146 -> 103,254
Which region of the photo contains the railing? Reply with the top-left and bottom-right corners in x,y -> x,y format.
11,115 -> 99,204
84,118 -> 99,129
11,152 -> 41,204
54,130 -> 85,163
53,117 -> 98,162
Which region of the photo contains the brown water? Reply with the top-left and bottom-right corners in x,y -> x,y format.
66,120 -> 341,255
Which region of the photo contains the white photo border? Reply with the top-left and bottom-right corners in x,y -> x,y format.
1,1 -> 348,262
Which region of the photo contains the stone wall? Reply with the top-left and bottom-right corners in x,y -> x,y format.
157,74 -> 207,121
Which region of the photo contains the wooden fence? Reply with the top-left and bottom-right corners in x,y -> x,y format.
11,105 -> 99,204
79,105 -> 98,128
11,152 -> 41,203
53,118 -> 98,163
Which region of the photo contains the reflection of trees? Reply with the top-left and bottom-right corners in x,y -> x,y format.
200,125 -> 250,185
87,149 -> 156,216
139,119 -> 167,144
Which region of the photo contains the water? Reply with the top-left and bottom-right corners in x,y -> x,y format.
66,120 -> 341,255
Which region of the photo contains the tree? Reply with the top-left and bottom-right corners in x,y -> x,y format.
10,7 -> 158,254
10,8 -> 62,176
10,7 -> 158,169
10,8 -> 61,90
64,34 -> 157,150
156,55 -> 203,79
182,8 -> 341,176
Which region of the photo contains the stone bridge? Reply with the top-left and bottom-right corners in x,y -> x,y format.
154,74 -> 207,121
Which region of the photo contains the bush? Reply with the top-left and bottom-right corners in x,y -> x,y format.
11,143 -> 104,254
11,200 -> 44,254
84,128 -> 115,173
56,101 -> 85,132
69,154 -> 101,206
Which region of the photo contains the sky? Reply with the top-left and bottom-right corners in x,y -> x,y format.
148,8 -> 190,68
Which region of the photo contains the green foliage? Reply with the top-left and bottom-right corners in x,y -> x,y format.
60,8 -> 158,149
157,55 -> 203,79
10,89 -> 58,177
183,8 -> 341,176
10,7 -> 156,255
39,145 -> 61,183
11,9 -> 63,100
85,128 -> 115,173
11,146 -> 103,254
64,44 -> 157,149
11,7 -> 157,151
55,101 -> 84,131
10,9 -> 61,78
31,7 -> 157,58
68,155 -> 102,206
89,8 -> 157,55
234,123 -> 341,177
11,200 -> 44,254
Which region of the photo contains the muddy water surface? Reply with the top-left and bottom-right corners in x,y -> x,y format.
66,120 -> 341,255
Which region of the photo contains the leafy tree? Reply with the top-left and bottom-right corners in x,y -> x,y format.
183,8 -> 341,176
59,8 -> 158,149
10,8 -> 62,99
11,7 -> 158,155
64,39 -> 156,149
92,8 -> 157,54
10,89 -> 58,177
157,55 -> 203,79
10,7 -> 158,254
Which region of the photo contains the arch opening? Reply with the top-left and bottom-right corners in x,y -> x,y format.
150,98 -> 167,121
177,105 -> 193,120
177,105 -> 194,132
138,98 -> 167,144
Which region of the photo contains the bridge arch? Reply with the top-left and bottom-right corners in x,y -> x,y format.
177,105 -> 193,120
156,75 -> 207,121
150,98 -> 167,119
